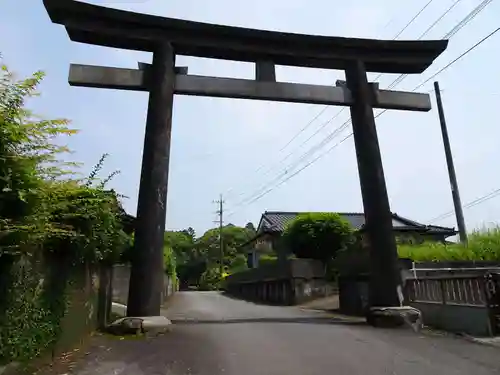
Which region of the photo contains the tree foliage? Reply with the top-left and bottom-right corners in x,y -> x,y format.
283,213 -> 355,262
0,60 -> 133,364
163,245 -> 176,278
168,223 -> 254,289
199,267 -> 223,291
164,230 -> 196,265
0,63 -> 131,263
197,224 -> 253,268
245,222 -> 256,236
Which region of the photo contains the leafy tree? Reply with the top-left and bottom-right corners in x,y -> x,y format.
199,267 -> 223,291
167,223 -> 255,289
283,213 -> 355,263
164,230 -> 196,265
181,227 -> 196,241
163,230 -> 199,288
195,227 -> 220,261
0,64 -> 76,253
245,222 -> 256,236
228,253 -> 248,273
0,63 -> 132,262
176,261 -> 206,289
196,225 -> 254,267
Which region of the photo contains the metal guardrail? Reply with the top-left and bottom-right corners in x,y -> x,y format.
405,273 -> 500,335
406,276 -> 487,306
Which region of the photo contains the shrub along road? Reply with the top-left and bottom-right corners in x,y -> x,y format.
44,292 -> 500,375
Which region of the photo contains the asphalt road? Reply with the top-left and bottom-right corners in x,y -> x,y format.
69,291 -> 500,375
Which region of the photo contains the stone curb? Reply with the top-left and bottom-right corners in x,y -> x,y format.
299,308 -> 366,323
459,333 -> 500,348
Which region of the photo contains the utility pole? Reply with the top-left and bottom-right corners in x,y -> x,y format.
214,194 -> 225,276
434,81 -> 468,244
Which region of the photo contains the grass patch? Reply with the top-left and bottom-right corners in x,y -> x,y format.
398,227 -> 500,261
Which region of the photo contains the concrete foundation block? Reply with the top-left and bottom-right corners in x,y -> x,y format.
107,316 -> 172,336
367,306 -> 422,332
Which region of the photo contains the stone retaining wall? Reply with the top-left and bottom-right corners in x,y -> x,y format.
224,259 -> 332,305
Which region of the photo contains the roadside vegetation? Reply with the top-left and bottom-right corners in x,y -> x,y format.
278,213 -> 500,266
0,60 -> 142,364
165,222 -> 257,290
398,227 -> 500,261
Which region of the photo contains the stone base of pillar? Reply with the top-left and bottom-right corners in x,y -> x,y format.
366,306 -> 422,332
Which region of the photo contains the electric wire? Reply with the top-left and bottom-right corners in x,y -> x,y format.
223,0 -> 440,197
428,187 -> 500,222
225,26 -> 499,218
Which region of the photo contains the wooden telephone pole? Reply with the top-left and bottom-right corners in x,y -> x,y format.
434,81 -> 467,244
214,194 -> 225,276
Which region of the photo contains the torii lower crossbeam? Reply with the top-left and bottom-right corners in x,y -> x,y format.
68,64 -> 431,111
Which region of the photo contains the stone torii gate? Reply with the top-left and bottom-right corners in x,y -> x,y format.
43,0 -> 447,317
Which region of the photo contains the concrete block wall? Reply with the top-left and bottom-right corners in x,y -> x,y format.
411,302 -> 494,337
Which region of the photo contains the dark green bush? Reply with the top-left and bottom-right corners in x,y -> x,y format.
283,212 -> 355,263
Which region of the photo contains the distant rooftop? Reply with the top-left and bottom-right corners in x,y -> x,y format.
256,211 -> 456,236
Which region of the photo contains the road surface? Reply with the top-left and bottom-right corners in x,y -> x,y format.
67,291 -> 500,375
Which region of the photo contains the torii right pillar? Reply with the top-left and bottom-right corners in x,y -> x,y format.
345,60 -> 402,309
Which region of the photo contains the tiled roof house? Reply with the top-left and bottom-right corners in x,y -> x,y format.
256,211 -> 456,238
245,211 -> 456,266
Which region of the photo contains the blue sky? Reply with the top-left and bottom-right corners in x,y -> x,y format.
1,0 -> 499,236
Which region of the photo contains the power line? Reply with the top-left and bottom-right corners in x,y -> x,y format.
224,0 -> 441,198
226,1 -> 496,214
225,26 -> 499,218
295,26 -> 500,190
277,106 -> 330,152
278,0 -> 435,151
442,0 -> 494,39
235,0 -> 471,196
235,110 -> 348,192
227,114 -> 385,214
428,187 -> 500,223
275,0 -> 496,175
258,112 -> 349,181
227,9 -> 482,214
379,2 -> 414,35
228,117 -> 353,211
392,0 -> 435,40
386,0 -> 494,90
418,0 -> 463,39
414,26 -> 500,91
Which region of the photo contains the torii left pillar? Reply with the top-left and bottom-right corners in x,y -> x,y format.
127,43 -> 175,317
